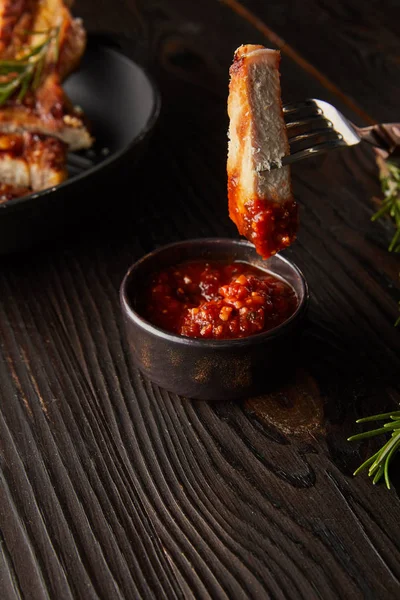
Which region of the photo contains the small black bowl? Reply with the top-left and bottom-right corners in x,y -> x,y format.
120,238 -> 309,400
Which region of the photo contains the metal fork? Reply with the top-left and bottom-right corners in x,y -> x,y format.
269,99 -> 400,169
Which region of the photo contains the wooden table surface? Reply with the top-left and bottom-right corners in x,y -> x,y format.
1,1 -> 400,598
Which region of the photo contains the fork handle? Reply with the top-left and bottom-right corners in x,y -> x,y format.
358,123 -> 400,157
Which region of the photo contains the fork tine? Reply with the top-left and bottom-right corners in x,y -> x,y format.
286,115 -> 332,129
281,139 -> 348,167
283,99 -> 321,115
288,128 -> 342,145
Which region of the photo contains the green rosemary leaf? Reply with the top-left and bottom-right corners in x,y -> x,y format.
384,420 -> 400,428
372,464 -> 385,485
371,201 -> 392,222
377,431 -> 400,461
32,55 -> 45,91
368,458 -> 381,476
384,458 -> 391,489
23,39 -> 51,60
353,451 -> 380,476
356,411 -> 400,423
347,425 -> 397,441
0,27 -> 58,106
389,223 -> 400,252
384,437 -> 400,489
0,62 -> 27,74
54,27 -> 61,63
17,75 -> 30,103
0,76 -> 23,105
369,437 -> 396,474
350,410 -> 400,489
17,65 -> 34,102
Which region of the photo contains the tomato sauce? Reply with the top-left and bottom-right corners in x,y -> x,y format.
139,260 -> 298,340
240,198 -> 298,259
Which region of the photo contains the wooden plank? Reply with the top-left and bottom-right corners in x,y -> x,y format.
227,0 -> 400,122
0,0 -> 399,598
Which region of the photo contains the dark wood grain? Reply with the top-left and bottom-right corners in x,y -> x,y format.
230,0 -> 400,123
1,0 -> 400,599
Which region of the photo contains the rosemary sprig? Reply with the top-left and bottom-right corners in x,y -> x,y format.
0,27 -> 60,106
348,411 -> 400,489
372,158 -> 400,253
348,158 -> 400,489
372,156 -> 400,325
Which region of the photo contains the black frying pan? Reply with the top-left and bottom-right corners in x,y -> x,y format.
0,34 -> 161,254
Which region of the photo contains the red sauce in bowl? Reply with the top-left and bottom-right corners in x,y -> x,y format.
139,260 -> 298,340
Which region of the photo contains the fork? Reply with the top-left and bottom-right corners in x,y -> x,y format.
268,99 -> 400,169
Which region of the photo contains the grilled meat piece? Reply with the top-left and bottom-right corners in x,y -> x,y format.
0,0 -> 93,151
0,131 -> 67,190
0,90 -> 93,150
25,131 -> 68,189
24,0 -> 86,79
0,1 -> 30,56
0,0 -> 85,77
227,45 -> 298,258
0,182 -> 31,203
